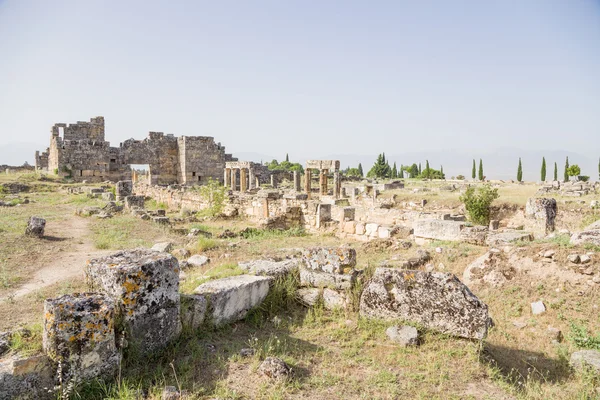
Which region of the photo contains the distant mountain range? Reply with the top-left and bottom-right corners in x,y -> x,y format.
2,144 -> 597,182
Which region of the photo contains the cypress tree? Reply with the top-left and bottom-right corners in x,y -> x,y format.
425,160 -> 430,178
564,157 -> 569,182
358,163 -> 363,177
392,162 -> 398,179
285,153 -> 289,162
472,159 -> 476,179
553,162 -> 558,181
440,165 -> 444,179
399,166 -> 404,179
478,159 -> 483,181
517,158 -> 523,182
541,157 -> 546,181
418,163 -> 422,176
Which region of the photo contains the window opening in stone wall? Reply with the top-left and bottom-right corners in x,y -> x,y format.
110,159 -> 116,163
192,172 -> 196,177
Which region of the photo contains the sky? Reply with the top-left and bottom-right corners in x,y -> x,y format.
0,0 -> 599,178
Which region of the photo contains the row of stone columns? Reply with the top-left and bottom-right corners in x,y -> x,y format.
304,169 -> 341,199
224,167 -> 256,192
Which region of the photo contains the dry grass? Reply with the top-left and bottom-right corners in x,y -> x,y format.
1,175 -> 600,399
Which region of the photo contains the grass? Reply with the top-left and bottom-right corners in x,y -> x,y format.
180,262 -> 244,292
90,215 -> 167,250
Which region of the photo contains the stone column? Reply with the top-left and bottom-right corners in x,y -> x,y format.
248,168 -> 255,190
230,168 -> 237,191
240,168 -> 248,192
333,170 -> 340,199
305,168 -> 312,199
293,171 -> 301,192
224,168 -> 231,188
270,175 -> 276,188
320,169 -> 328,196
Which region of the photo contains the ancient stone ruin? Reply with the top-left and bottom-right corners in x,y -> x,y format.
35,117 -> 236,184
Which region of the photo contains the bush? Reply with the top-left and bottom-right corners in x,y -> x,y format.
578,175 -> 590,182
456,175 -> 465,180
198,178 -> 227,216
459,185 -> 499,225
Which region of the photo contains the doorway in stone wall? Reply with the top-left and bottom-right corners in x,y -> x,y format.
130,164 -> 151,184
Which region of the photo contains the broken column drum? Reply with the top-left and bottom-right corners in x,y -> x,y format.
84,249 -> 181,352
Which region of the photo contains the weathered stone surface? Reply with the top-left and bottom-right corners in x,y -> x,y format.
322,288 -> 346,310
116,180 -> 133,199
238,259 -> 299,277
413,219 -> 464,242
299,267 -> 356,290
152,242 -> 173,253
25,216 -> 45,237
258,357 -> 292,380
301,247 -> 357,274
101,192 -> 116,201
359,268 -> 491,340
525,198 -> 557,234
386,325 -> 419,347
463,251 -> 515,287
297,288 -> 320,307
152,216 -> 170,225
585,220 -> 600,231
161,386 -> 181,400
172,248 -> 191,259
459,226 -> 489,245
531,301 -> 546,315
85,249 -> 181,352
567,254 -> 581,264
0,355 -> 53,400
187,255 -> 210,268
486,231 -> 533,246
125,195 -> 145,209
180,294 -> 207,331
571,229 -> 600,247
193,275 -> 272,325
570,350 -> 600,372
42,293 -> 119,381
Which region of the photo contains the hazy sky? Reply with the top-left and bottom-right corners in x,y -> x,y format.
0,0 -> 599,162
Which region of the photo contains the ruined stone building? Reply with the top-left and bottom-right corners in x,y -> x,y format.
35,117 -> 236,185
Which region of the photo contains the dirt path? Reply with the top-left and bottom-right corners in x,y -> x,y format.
0,216 -> 111,301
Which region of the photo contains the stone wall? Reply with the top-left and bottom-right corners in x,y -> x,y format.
38,117 -> 235,184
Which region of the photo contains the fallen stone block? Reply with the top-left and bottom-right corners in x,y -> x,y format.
571,229 -> 600,247
193,275 -> 272,326
486,231 -> 533,246
359,268 -> 491,340
152,216 -> 170,225
322,288 -> 346,310
125,195 -> 145,209
25,216 -> 45,237
238,259 -> 299,277
413,219 -> 465,242
116,180 -> 133,200
172,248 -> 191,259
463,250 -> 515,287
152,242 -> 173,253
187,255 -> 210,268
531,301 -> 546,315
301,247 -> 357,274
299,267 -> 356,290
570,350 -> 600,372
525,197 -> 557,234
0,354 -> 54,400
85,249 -> 181,353
297,288 -> 320,307
42,293 -> 119,381
180,294 -> 207,331
101,192 -> 116,201
386,325 -> 419,347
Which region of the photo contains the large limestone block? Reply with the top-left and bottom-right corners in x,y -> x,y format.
299,267 -> 356,290
486,231 -> 533,246
238,259 -> 299,277
525,198 -> 557,234
413,219 -> 464,241
124,195 -> 145,209
116,180 -> 133,199
571,229 -> 600,247
301,247 -> 357,274
42,293 -> 119,381
180,294 -> 207,331
85,249 -> 181,352
193,275 -> 272,326
359,268 -> 491,340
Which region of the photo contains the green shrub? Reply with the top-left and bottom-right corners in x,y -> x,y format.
197,178 -> 227,216
569,321 -> 600,350
459,185 -> 499,225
